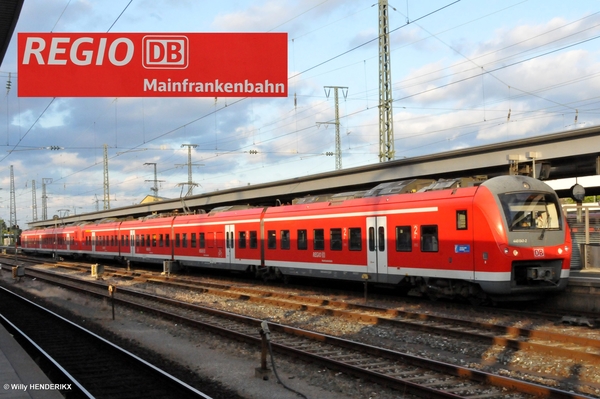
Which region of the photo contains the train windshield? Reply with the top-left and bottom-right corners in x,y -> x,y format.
498,192 -> 562,231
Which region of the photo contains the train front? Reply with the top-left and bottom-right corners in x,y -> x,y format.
474,175 -> 571,300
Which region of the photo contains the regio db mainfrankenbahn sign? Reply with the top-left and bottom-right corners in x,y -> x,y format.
17,32 -> 288,98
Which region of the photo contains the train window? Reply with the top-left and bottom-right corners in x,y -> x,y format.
141,235 -> 145,246
191,233 -> 197,248
314,229 -> 325,250
152,234 -> 157,247
281,230 -> 290,250
456,210 -> 468,230
146,235 -> 151,247
297,229 -> 308,250
121,235 -> 125,246
349,228 -> 362,251
135,235 -> 139,246
175,233 -> 181,247
421,225 -> 439,252
395,226 -> 412,251
249,231 -> 258,249
199,232 -> 205,248
330,228 -> 342,251
166,234 -> 170,247
378,227 -> 385,251
239,231 -> 247,249
159,234 -> 164,247
368,227 -> 375,251
267,230 -> 277,249
183,233 -> 188,248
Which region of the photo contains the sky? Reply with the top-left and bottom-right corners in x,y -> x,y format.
1,0 -> 600,225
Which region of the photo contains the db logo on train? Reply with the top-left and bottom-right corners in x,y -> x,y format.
533,248 -> 545,258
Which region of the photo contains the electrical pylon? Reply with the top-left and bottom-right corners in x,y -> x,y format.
103,144 -> 110,210
32,180 -> 37,222
379,0 -> 395,162
176,144 -> 202,197
144,162 -> 165,200
321,86 -> 348,170
9,166 -> 16,229
42,178 -> 52,220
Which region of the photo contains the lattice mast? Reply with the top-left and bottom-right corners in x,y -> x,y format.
177,144 -> 200,196
103,144 -> 110,210
31,180 -> 37,222
42,178 -> 52,220
379,0 -> 395,162
325,86 -> 348,170
144,162 -> 165,200
9,165 -> 16,229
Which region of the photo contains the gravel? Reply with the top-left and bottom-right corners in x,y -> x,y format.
5,267 -> 600,398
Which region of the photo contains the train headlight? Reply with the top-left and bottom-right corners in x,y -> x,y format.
564,245 -> 570,252
558,247 -> 563,255
513,249 -> 519,256
503,248 -> 509,255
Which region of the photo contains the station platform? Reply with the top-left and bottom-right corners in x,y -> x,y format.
0,323 -> 63,399
547,268 -> 600,314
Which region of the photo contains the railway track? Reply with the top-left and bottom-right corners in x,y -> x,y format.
0,285 -> 211,399
4,261 -> 597,399
34,259 -> 600,368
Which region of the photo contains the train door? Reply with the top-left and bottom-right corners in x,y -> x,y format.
366,216 -> 388,280
91,232 -> 96,253
129,229 -> 135,256
225,225 -> 235,266
66,233 -> 71,251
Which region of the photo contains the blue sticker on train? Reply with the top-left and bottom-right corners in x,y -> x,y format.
455,245 -> 470,253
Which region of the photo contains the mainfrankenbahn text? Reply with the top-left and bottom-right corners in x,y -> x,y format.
143,78 -> 285,94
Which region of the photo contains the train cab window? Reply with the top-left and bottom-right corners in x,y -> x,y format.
182,233 -> 188,248
281,230 -> 290,250
199,232 -> 205,248
175,233 -> 181,247
249,231 -> 258,249
349,228 -> 362,251
421,225 -> 438,252
159,234 -> 164,247
297,229 -> 308,250
395,226 -> 412,251
191,233 -> 197,248
267,230 -> 277,249
238,231 -> 247,249
499,192 -> 561,231
330,228 -> 342,251
152,234 -> 157,247
314,229 -> 325,250
456,210 -> 468,230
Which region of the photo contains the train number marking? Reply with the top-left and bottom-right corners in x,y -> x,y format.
533,248 -> 545,258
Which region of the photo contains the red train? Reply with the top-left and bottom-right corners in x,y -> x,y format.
21,175 -> 572,301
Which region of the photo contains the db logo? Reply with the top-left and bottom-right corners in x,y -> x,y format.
533,248 -> 545,258
142,35 -> 188,69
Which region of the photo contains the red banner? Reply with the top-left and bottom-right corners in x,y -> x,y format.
18,32 -> 288,97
